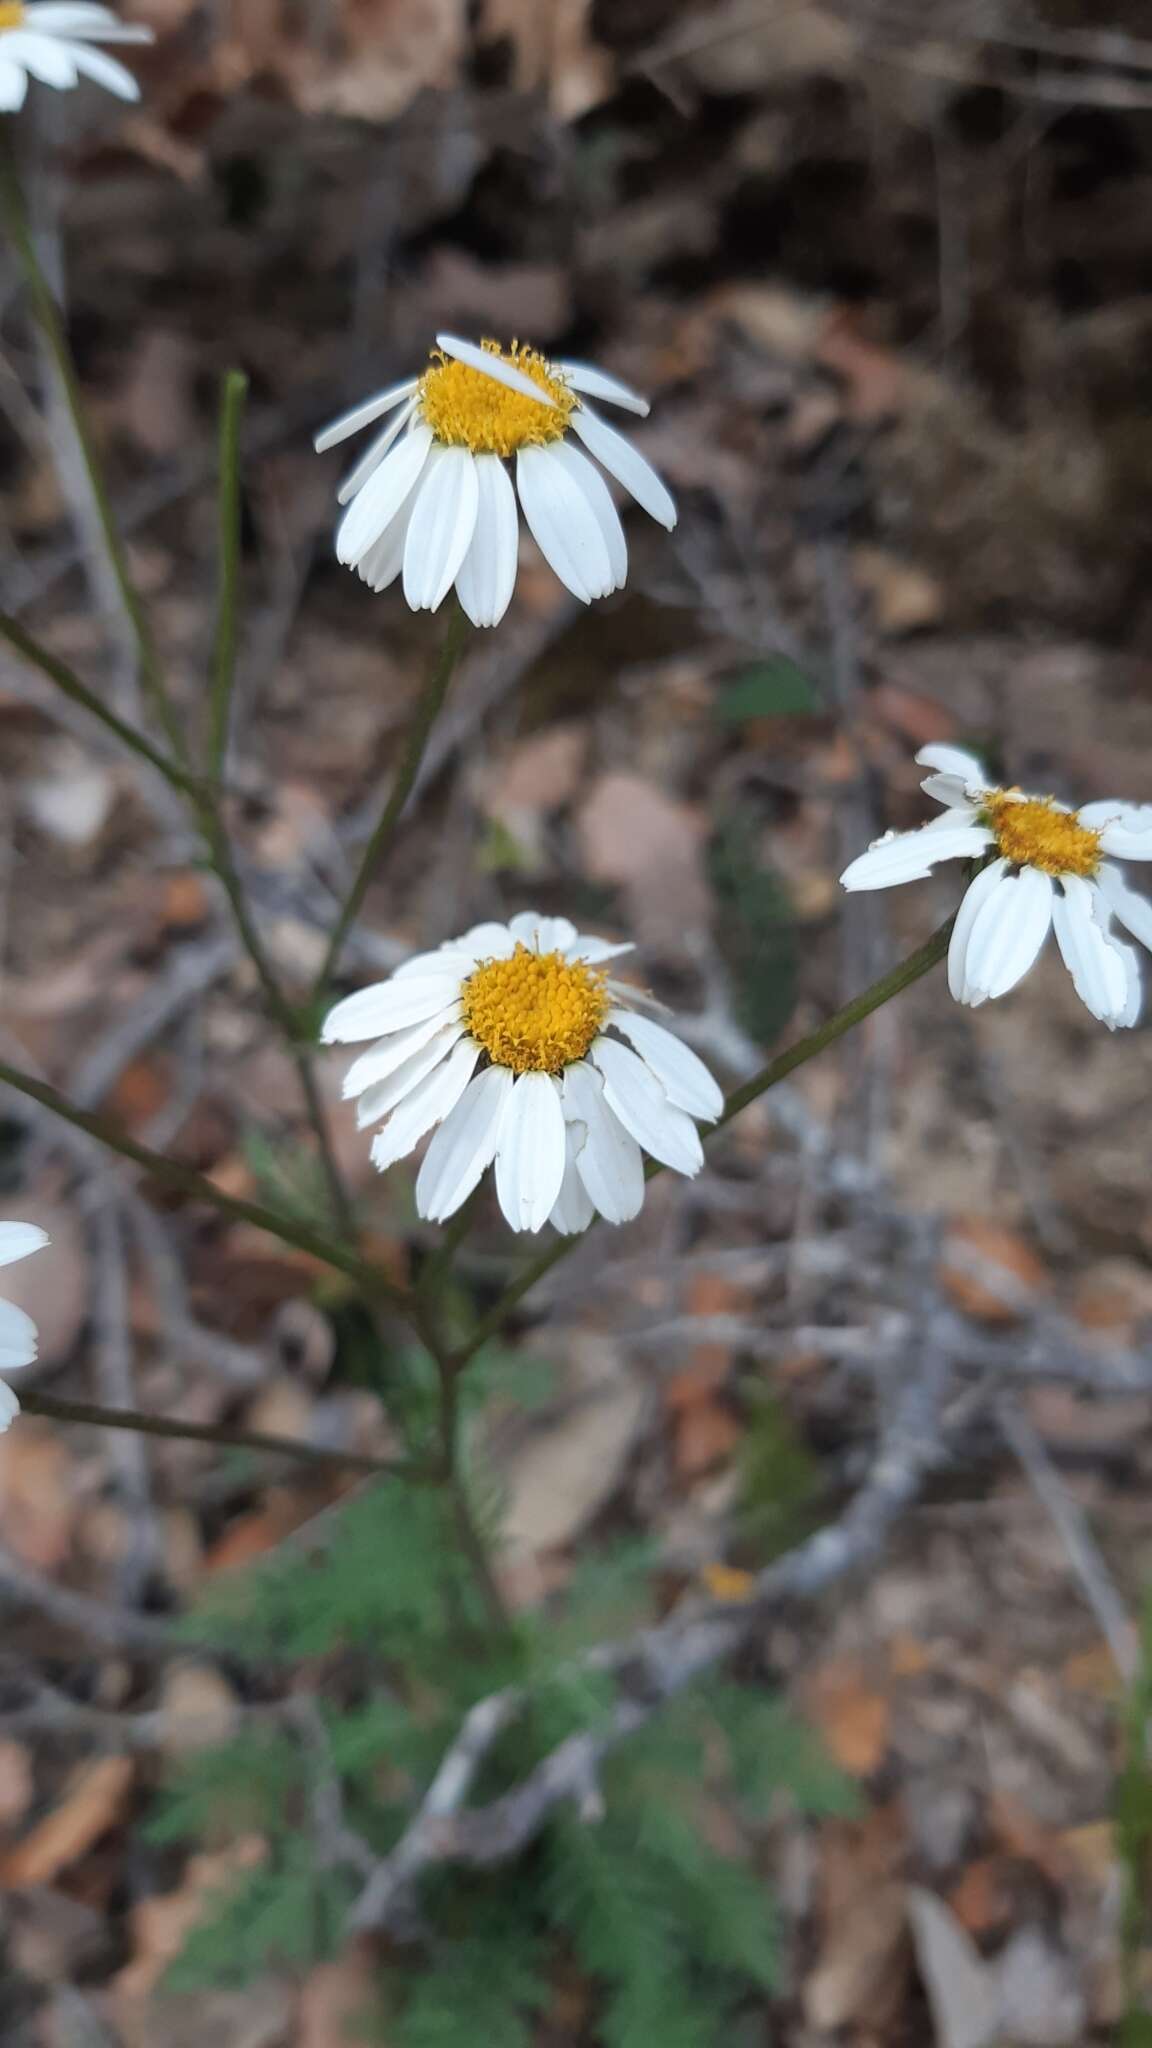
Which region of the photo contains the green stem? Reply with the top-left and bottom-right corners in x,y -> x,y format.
207,369 -> 248,781
0,133 -> 183,759
17,1388 -> 417,1478
314,602 -> 470,998
452,918 -> 954,1370
0,610 -> 195,797
0,1053 -> 406,1307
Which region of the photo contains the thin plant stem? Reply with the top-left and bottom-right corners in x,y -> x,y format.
451,917 -> 955,1370
207,369 -> 248,780
0,132 -> 183,759
0,1053 -> 406,1307
17,1388 -> 419,1478
0,610 -> 195,797
314,601 -> 470,997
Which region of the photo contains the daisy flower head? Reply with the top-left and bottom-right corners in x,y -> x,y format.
321,913 -> 723,1234
0,3 -> 152,110
314,334 -> 677,628
841,744 -> 1152,1027
0,1221 -> 49,1429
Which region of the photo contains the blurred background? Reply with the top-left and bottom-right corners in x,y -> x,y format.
4,1 -> 1152,2042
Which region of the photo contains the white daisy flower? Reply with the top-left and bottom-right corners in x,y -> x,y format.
314,333 -> 677,628
0,2 -> 152,109
321,913 -> 722,1234
841,743 -> 1152,1027
0,1221 -> 49,1429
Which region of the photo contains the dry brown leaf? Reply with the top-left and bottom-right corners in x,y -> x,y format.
499,1335 -> 645,1564
0,1742 -> 34,1835
805,1876 -> 908,2031
482,724 -> 587,852
576,773 -> 710,961
854,546 -> 945,635
0,1426 -> 81,1573
160,872 -> 211,930
818,307 -> 909,422
203,1489 -> 323,1574
938,1216 -> 1047,1324
0,1757 -> 134,1889
665,1270 -> 750,1410
289,0 -> 466,121
157,1662 -> 242,1757
297,1942 -> 382,2048
478,0 -> 612,117
114,1837 -> 267,2005
673,1400 -> 741,1481
868,682 -> 959,749
948,1856 -> 1016,1939
805,1658 -> 891,1777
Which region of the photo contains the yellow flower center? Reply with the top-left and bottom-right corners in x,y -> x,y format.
417,341 -> 575,457
461,945 -> 608,1075
0,4 -> 25,25
981,790 -> 1102,878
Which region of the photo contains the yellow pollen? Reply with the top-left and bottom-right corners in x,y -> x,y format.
461,945 -> 608,1075
0,4 -> 25,25
417,340 -> 575,457
981,790 -> 1102,878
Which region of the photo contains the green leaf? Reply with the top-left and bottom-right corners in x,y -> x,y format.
164,1841 -> 354,1990
715,659 -> 821,722
708,810 -> 797,1045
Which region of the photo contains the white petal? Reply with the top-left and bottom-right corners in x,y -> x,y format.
548,1126 -> 598,1235
336,399 -> 417,505
416,1066 -> 513,1221
556,360 -> 650,416
354,1023 -> 469,1128
1052,876 -> 1135,1027
1095,861 -> 1152,955
591,1038 -> 704,1176
370,1039 -> 480,1173
920,777 -> 980,812
452,922 -> 517,962
3,29 -> 75,84
607,1010 -> 723,1121
314,378 -> 419,454
335,425 -> 433,568
1090,804 -> 1152,861
566,935 -> 634,965
0,58 -> 28,107
402,446 -> 480,613
915,744 -> 987,783
0,1223 -> 49,1268
354,499 -> 413,593
67,40 -> 139,94
962,864 -> 1054,1001
515,445 -> 613,604
562,1062 -> 645,1224
341,1008 -> 463,1096
454,453 -> 519,629
947,859 -> 1008,1002
542,441 -> 627,590
0,1298 -> 38,1369
494,1073 -> 566,1232
435,334 -> 558,410
569,405 -> 677,530
841,822 -> 993,891
508,912 -> 577,953
0,1382 -> 20,1431
322,973 -> 464,1044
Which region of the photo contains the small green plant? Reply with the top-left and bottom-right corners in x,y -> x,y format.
153,1495 -> 853,2045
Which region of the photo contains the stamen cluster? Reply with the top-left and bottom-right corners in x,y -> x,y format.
417,342 -> 575,457
461,945 -> 608,1074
